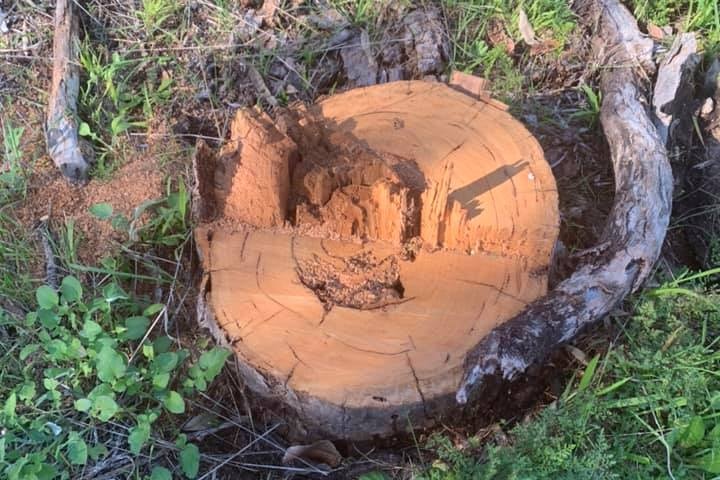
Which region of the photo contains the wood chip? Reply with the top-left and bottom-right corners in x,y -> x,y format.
449,71 -> 491,99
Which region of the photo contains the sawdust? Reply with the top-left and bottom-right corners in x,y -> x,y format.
18,150 -> 165,265
296,250 -> 404,311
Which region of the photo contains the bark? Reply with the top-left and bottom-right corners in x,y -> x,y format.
457,0 -> 673,403
47,0 -> 90,184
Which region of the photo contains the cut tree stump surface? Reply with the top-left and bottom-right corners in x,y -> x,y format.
194,81 -> 559,439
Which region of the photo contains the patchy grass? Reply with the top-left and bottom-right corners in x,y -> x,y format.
419,270 -> 720,479
441,0 -> 576,100
630,0 -> 720,48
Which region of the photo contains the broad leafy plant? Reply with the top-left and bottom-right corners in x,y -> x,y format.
1,276 -> 230,479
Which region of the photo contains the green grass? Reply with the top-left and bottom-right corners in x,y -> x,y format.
630,0 -> 720,48
419,270 -> 720,479
442,0 -> 576,100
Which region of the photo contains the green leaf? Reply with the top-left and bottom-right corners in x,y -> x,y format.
75,398 -> 92,412
153,336 -> 172,353
359,472 -> 389,480
96,346 -> 127,383
179,443 -> 200,478
102,283 -> 127,302
198,347 -> 231,381
19,344 -> 39,361
92,395 -> 119,421
3,392 -> 17,419
38,309 -> 59,329
153,372 -> 170,389
578,354 -> 600,392
144,303 -> 165,316
81,319 -> 103,340
124,316 -> 150,341
60,276 -> 83,303
164,391 -> 185,414
680,416 -> 706,448
697,448 -> 720,474
18,382 -> 36,402
128,421 -> 151,454
36,285 -> 59,309
78,122 -> 92,137
153,352 -> 179,373
89,202 -> 114,220
67,432 -> 88,465
150,467 -> 172,480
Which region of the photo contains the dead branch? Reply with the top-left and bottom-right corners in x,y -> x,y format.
457,0 -> 674,403
47,0 -> 90,184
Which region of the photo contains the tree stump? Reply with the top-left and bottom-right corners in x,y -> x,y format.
194,81 -> 559,439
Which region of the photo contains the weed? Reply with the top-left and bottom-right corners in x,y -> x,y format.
0,120 -> 27,202
570,84 -> 602,128
0,276 -> 231,479
442,0 -> 575,100
329,0 -> 386,27
630,0 -> 720,49
78,42 -> 173,177
138,0 -> 181,38
88,179 -> 189,251
0,212 -> 34,306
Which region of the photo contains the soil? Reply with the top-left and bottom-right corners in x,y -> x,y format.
17,133 -> 171,265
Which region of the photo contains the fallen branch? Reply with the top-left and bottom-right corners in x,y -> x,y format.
47,0 -> 90,184
457,0 -> 673,402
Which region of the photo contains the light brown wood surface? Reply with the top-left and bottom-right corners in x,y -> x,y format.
195,81 -> 559,439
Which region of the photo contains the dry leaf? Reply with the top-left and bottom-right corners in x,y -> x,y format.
487,17 -> 515,53
258,0 -> 279,27
529,38 -> 558,56
282,440 -> 342,467
181,412 -> 221,432
566,345 -> 589,365
518,9 -> 538,45
647,22 -> 666,40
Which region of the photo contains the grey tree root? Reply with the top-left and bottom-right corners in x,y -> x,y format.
457,0 -> 674,403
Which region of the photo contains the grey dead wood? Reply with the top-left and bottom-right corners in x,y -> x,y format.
47,0 -> 90,184
457,0 -> 674,403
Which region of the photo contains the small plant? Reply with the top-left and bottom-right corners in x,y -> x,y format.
138,0 -> 180,38
0,276 -> 231,478
89,180 -> 189,249
78,42 -> 173,177
571,84 -> 602,128
1,120 -> 26,202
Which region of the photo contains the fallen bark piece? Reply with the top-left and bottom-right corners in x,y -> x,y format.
653,33 -> 700,144
457,0 -> 673,403
194,81 -> 559,440
340,30 -> 378,88
402,6 -> 449,76
47,0 -> 90,184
